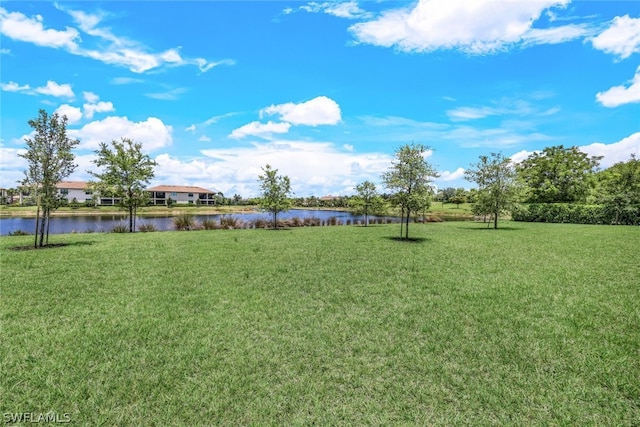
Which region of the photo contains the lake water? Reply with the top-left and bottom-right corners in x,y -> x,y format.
0,209 -> 402,236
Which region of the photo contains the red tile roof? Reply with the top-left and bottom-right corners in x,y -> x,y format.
146,185 -> 216,194
56,181 -> 89,190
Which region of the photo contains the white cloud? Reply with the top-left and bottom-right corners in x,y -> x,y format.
508,133 -> 640,168
1,80 -> 74,98
185,124 -> 196,133
591,15 -> 640,59
229,121 -> 292,139
580,132 -> 640,168
194,140 -> 392,196
198,135 -> 211,142
260,96 -> 342,126
596,66 -> 640,107
0,146 -> 27,188
35,80 -> 75,98
145,88 -> 188,100
509,149 -> 535,164
0,5 -> 232,74
69,116 -> 173,151
437,167 -> 465,181
83,91 -> 99,103
111,77 -> 144,85
1,81 -> 30,92
447,106 -> 498,121
290,1 -> 371,19
83,101 -> 115,119
522,24 -> 592,46
0,7 -> 79,49
54,104 -> 83,124
349,0 -> 572,54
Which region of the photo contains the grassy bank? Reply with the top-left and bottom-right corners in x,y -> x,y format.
1,222 -> 638,424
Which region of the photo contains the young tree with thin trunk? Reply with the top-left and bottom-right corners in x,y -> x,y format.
465,153 -> 519,229
382,143 -> 438,239
349,181 -> 386,226
19,110 -> 79,248
89,138 -> 156,233
258,164 -> 292,229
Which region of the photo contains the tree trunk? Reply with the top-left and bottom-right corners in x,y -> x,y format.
400,206 -> 404,238
34,202 -> 40,248
273,211 -> 277,230
493,211 -> 498,229
45,208 -> 51,245
405,208 -> 411,239
39,207 -> 47,247
129,205 -> 134,232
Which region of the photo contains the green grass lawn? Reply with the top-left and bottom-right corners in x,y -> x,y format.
1,222 -> 638,425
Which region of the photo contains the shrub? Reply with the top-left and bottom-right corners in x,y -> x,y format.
173,215 -> 196,231
510,203 -> 640,225
303,217 -> 321,227
254,218 -> 268,229
138,223 -> 157,232
201,218 -> 217,230
8,229 -> 30,236
220,216 -> 241,229
111,223 -> 128,233
290,217 -> 304,227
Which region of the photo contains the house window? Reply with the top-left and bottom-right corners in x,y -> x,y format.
60,189 -> 69,195
84,190 -> 93,195
188,201 -> 193,205
171,192 -> 177,197
188,193 -> 193,197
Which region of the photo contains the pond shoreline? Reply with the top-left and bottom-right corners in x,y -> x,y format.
0,206 -> 354,218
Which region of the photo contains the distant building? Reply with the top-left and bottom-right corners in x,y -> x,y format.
55,181 -> 95,204
146,185 -> 218,205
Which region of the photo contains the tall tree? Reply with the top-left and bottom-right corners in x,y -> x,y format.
597,154 -> 640,225
517,145 -> 602,203
19,110 -> 79,247
89,138 -> 157,232
465,153 -> 519,229
258,164 -> 293,229
382,143 -> 438,239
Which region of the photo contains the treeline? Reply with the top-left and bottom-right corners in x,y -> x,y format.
511,146 -> 639,225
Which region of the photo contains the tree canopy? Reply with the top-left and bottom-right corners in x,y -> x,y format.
89,138 -> 157,232
382,143 -> 438,239
349,181 -> 387,226
465,153 -> 520,229
258,164 -> 293,229
517,145 -> 602,203
19,109 -> 79,247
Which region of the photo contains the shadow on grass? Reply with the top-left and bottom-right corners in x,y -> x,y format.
383,236 -> 430,243
9,240 -> 95,251
460,225 -> 523,231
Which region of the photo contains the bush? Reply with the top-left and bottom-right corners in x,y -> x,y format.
303,217 -> 321,227
511,203 -> 640,225
253,219 -> 268,229
173,215 -> 196,231
8,229 -> 30,236
290,217 -> 304,227
111,223 -> 128,233
201,218 -> 217,230
220,216 -> 241,229
138,223 -> 157,232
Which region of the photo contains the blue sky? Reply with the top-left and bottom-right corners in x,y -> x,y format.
1,1 -> 639,197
